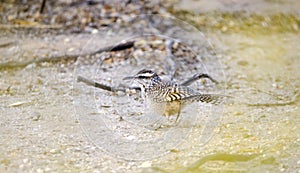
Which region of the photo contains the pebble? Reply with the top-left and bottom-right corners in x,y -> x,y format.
140,161 -> 152,168
31,112 -> 42,121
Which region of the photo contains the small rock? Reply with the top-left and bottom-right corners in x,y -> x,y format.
140,161 -> 152,168
64,38 -> 70,43
126,135 -> 136,140
23,158 -> 29,163
91,29 -> 98,34
237,60 -> 249,66
31,112 -> 42,121
25,63 -> 37,69
36,168 -> 44,173
49,149 -> 60,154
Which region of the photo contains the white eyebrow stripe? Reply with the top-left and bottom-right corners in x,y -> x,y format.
138,72 -> 154,77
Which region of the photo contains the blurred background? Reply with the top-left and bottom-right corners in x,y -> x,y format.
0,0 -> 299,172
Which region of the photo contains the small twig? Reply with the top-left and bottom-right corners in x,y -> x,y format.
40,0 -> 47,14
181,73 -> 219,86
77,76 -> 125,92
77,76 -> 140,93
0,41 -> 15,48
0,41 -> 135,70
90,41 -> 134,56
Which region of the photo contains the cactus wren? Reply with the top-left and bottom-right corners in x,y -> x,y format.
124,69 -> 224,122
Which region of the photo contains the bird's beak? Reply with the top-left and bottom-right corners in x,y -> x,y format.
123,76 -> 135,80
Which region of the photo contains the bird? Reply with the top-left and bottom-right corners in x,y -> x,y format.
123,69 -> 225,122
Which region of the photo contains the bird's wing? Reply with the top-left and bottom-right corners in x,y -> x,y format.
153,85 -> 197,102
151,82 -> 229,104
182,93 -> 228,105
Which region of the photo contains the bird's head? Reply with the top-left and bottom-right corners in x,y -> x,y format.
123,69 -> 161,89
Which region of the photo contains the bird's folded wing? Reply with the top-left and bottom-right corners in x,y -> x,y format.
153,85 -> 198,102
182,94 -> 228,105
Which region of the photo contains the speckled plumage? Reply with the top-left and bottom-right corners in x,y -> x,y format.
125,69 -> 225,121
